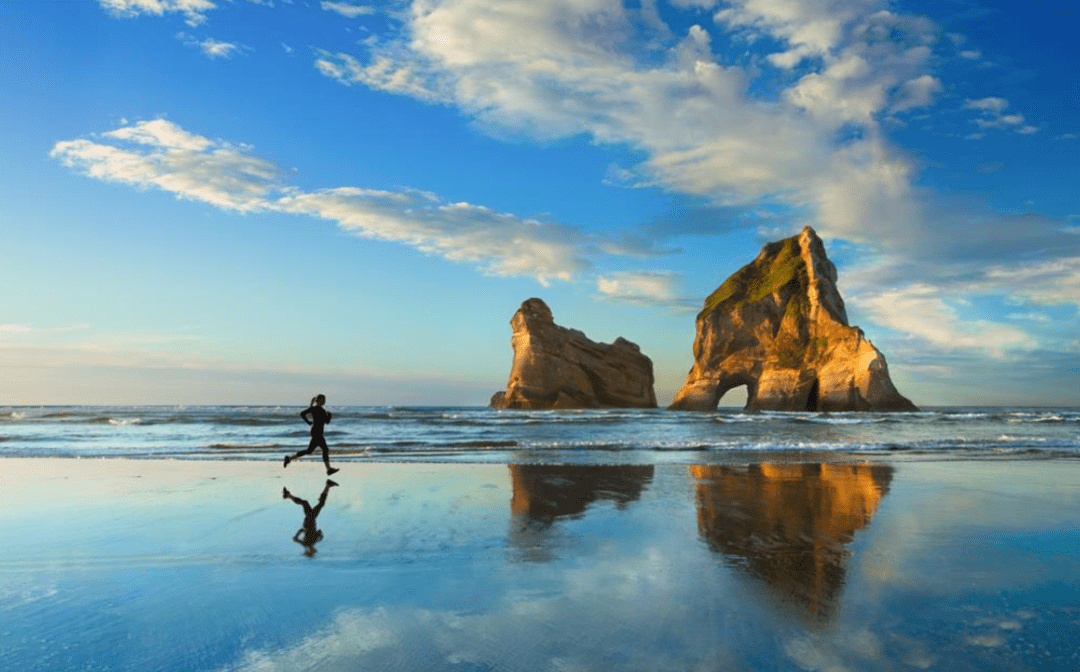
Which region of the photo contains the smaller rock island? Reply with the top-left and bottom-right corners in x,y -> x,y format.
670,226 -> 917,412
491,298 -> 657,410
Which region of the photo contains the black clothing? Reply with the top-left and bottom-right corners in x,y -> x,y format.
301,405 -> 331,435
287,405 -> 336,473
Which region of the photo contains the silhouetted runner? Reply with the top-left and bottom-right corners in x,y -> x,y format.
282,479 -> 337,557
283,394 -> 339,476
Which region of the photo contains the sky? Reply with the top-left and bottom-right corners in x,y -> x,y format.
1,0 -> 1078,407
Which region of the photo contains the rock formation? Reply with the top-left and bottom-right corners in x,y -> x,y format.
670,227 -> 917,412
491,298 -> 657,409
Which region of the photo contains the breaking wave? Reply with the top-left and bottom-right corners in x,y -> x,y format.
0,405 -> 1075,463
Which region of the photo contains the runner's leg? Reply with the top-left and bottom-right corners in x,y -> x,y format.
318,436 -> 331,470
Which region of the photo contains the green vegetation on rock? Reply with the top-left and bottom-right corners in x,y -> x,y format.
701,237 -> 807,317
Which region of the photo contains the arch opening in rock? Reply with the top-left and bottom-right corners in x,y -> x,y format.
805,378 -> 820,412
717,384 -> 748,409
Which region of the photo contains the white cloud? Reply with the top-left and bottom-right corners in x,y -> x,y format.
321,1 -> 376,18
52,120 -> 591,285
51,119 -> 281,212
199,37 -> 242,58
313,0 -> 944,250
852,284 -> 1036,357
975,113 -> 1025,129
595,271 -> 691,307
959,49 -> 981,60
98,0 -> 217,26
308,0 -> 1076,362
833,195 -> 1080,362
198,37 -> 240,58
964,97 -> 1037,134
274,189 -> 590,284
983,257 -> 1080,310
714,0 -> 882,68
891,74 -> 942,113
315,51 -> 448,104
178,33 -> 247,59
1007,312 -> 1051,323
964,97 -> 1009,113
98,0 -> 267,26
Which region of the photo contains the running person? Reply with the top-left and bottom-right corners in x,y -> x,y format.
284,394 -> 339,475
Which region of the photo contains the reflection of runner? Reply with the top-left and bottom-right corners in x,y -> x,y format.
282,479 -> 337,557
283,394 -> 339,476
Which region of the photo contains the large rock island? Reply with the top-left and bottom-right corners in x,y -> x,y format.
491,298 -> 657,410
670,227 -> 917,412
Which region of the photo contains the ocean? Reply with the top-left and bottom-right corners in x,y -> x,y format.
2,405 -> 1078,463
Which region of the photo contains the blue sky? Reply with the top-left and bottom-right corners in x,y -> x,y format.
1,0 -> 1077,406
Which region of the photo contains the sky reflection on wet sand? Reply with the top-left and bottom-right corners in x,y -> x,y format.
1,458 -> 1078,671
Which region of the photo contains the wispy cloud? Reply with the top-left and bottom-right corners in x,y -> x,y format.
52,120 -> 592,285
964,97 -> 1037,135
177,32 -> 248,59
0,323 -> 90,337
84,1 -> 1079,331
97,0 -> 268,27
890,75 -> 943,114
983,257 -> 1080,310
307,0 -> 1080,328
312,0 -> 941,249
273,189 -> 590,284
51,119 -> 281,212
320,1 -> 376,18
594,271 -> 695,309
851,284 -> 1035,358
99,0 -> 218,26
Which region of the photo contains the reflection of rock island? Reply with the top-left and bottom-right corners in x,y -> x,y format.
691,463 -> 892,621
508,465 -> 654,561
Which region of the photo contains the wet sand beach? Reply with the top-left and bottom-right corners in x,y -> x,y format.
2,457 -> 1079,671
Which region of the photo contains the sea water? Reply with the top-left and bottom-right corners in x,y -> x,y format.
1,405 -> 1077,463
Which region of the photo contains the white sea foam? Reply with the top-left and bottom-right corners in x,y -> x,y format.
0,405 -> 1077,461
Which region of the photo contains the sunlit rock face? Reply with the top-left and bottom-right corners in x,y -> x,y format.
491,298 -> 657,410
670,227 -> 917,412
691,463 -> 893,621
508,465 -> 654,562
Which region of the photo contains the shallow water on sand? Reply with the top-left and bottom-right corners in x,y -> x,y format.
1,458 -> 1078,671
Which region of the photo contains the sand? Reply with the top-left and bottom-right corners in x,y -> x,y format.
2,457 -> 1079,671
